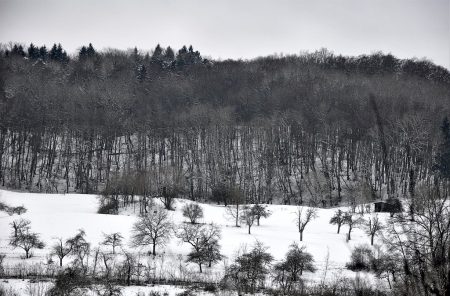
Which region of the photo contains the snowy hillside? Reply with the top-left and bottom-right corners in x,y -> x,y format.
0,189 -> 389,292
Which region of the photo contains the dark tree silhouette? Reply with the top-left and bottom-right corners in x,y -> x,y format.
131,206 -> 173,256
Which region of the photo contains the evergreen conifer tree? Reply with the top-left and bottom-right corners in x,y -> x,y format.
39,46 -> 48,60
79,46 -> 87,59
151,44 -> 164,63
86,43 -> 96,57
165,46 -> 175,61
27,43 -> 39,59
11,44 -> 26,57
49,44 -> 59,60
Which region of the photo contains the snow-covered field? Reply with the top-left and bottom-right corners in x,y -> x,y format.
0,189 -> 387,293
0,279 -> 222,296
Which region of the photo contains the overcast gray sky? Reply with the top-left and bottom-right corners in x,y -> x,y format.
0,0 -> 449,68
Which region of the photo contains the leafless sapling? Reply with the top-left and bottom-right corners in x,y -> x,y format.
240,206 -> 256,234
296,207 -> 318,241
66,229 -> 91,269
102,232 -> 123,254
51,237 -> 73,266
9,223 -> 45,259
224,187 -> 245,227
343,211 -> 363,241
329,209 -> 345,234
364,214 -> 384,245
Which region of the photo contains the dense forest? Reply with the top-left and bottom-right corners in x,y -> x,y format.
0,43 -> 449,208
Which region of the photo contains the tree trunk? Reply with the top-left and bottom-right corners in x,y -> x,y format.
235,203 -> 239,227
300,230 -> 303,241
127,265 -> 131,286
337,224 -> 341,234
248,225 -> 251,234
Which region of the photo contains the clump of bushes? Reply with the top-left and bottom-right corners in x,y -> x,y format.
97,196 -> 119,214
346,245 -> 374,271
176,290 -> 196,296
47,267 -> 91,296
0,201 -> 27,216
0,284 -> 20,296
203,283 -> 217,293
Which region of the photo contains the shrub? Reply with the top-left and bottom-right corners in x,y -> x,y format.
0,284 -> 20,296
94,283 -> 122,296
346,245 -> 374,271
0,202 -> 27,216
6,206 -> 27,216
176,290 -> 196,296
97,198 -> 119,214
182,203 -> 204,224
47,267 -> 91,296
203,283 -> 217,293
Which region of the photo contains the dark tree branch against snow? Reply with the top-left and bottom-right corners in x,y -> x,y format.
131,206 -> 174,256
295,207 -> 318,241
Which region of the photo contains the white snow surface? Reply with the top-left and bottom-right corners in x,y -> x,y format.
0,189 -> 386,288
0,279 -> 221,296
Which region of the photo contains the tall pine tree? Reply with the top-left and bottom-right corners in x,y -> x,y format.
86,43 -> 96,57
79,46 -> 88,59
50,43 -> 69,62
39,46 -> 48,60
165,46 -> 175,61
11,44 -> 26,57
27,43 -> 39,59
49,44 -> 59,60
151,44 -> 164,64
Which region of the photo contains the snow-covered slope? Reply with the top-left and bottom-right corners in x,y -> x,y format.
0,189 -> 385,285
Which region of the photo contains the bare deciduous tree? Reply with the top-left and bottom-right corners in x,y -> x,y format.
364,214 -> 384,245
223,241 -> 273,295
176,223 -> 222,272
224,187 -> 245,227
9,223 -> 45,259
10,218 -> 31,238
131,206 -> 173,256
182,203 -> 204,224
384,186 -> 450,295
295,207 -> 318,241
273,243 -> 316,294
102,232 -> 123,254
66,229 -> 91,269
343,211 -> 363,241
51,237 -> 72,266
240,206 -> 256,234
251,204 -> 271,226
329,209 -> 345,234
